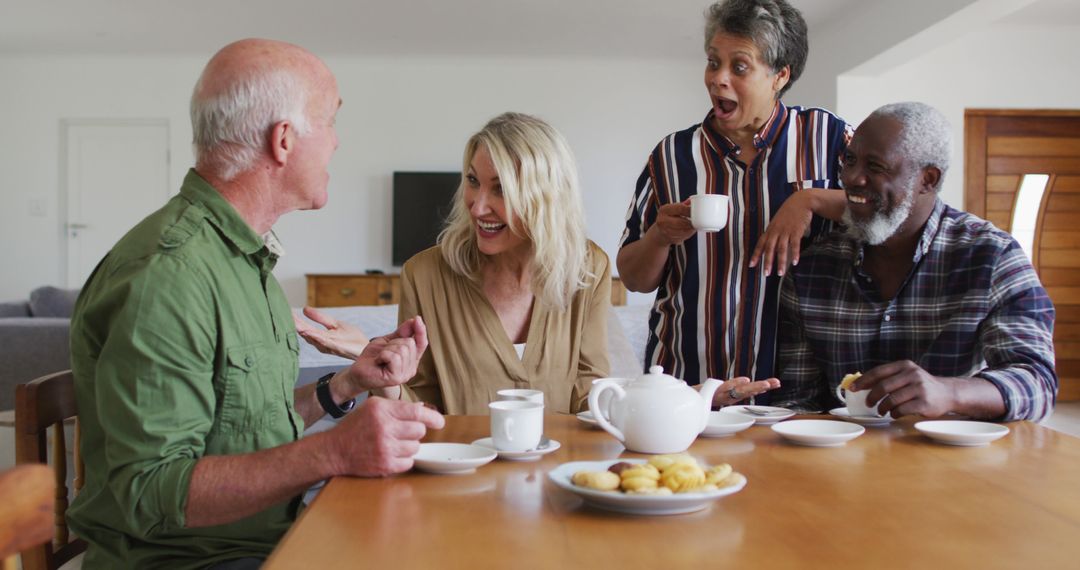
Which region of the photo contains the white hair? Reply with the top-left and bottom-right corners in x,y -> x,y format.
869,102 -> 952,192
190,68 -> 311,181
439,112 -> 593,310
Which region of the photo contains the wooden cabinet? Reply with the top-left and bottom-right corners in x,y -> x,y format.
306,274 -> 400,307
307,274 -> 626,307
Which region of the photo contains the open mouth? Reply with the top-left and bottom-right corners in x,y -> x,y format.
846,193 -> 869,205
715,96 -> 738,118
476,219 -> 507,237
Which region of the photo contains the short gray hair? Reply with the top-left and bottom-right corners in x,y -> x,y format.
190,68 -> 311,181
869,102 -> 952,192
704,0 -> 808,97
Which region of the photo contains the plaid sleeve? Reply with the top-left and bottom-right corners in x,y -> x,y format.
619,157 -> 659,248
772,273 -> 829,412
974,244 -> 1058,421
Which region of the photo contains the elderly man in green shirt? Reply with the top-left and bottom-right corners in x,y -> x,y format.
67,39 -> 445,570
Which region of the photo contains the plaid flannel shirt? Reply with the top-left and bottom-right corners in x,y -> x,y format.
773,199 -> 1057,421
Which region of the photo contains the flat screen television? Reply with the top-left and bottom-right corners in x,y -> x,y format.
392,172 -> 460,266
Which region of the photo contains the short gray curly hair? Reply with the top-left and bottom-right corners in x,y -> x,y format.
869,102 -> 952,192
704,0 -> 808,97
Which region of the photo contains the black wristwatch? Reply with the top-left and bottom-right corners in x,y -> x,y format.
316,372 -> 356,418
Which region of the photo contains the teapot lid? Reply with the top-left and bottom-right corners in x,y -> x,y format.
635,365 -> 680,387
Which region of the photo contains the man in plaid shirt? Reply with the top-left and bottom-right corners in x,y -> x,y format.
772,102 -> 1057,422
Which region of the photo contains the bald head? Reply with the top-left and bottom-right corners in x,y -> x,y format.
191,39 -> 334,181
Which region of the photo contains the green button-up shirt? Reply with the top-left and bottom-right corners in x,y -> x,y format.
68,170 -> 303,569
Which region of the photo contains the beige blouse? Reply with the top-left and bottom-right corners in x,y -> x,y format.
397,242 -> 611,414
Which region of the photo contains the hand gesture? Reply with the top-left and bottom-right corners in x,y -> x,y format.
711,376 -> 781,407
750,191 -> 812,277
328,397 -> 445,477
294,306 -> 369,360
344,316 -> 428,392
648,199 -> 696,247
852,360 -> 956,418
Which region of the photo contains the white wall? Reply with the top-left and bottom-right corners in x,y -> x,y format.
0,54 -> 707,305
836,25 -> 1080,210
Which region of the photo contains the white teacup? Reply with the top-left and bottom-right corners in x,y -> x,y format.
690,194 -> 730,232
489,400 -> 543,452
496,388 -> 544,406
836,385 -> 884,418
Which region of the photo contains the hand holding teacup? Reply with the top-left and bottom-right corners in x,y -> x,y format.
690,194 -> 730,232
849,361 -> 968,419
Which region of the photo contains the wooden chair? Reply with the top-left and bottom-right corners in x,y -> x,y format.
15,370 -> 86,570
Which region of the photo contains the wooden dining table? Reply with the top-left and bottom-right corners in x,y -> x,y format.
265,413 -> 1080,569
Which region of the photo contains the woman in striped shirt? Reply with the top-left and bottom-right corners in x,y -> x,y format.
617,0 -> 852,406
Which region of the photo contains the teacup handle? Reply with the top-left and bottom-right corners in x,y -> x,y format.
502,417 -> 514,442
835,384 -> 847,403
587,382 -> 626,443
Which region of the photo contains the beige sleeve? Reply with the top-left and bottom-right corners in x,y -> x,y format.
396,259 -> 446,411
570,246 -> 612,413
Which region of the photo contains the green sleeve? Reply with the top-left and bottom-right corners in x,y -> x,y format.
89,253 -> 216,535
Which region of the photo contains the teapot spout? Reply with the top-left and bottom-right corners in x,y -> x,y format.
699,378 -> 723,427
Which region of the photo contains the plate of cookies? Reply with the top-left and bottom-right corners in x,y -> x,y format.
547,454 -> 746,515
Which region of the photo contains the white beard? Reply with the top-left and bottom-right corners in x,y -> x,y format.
842,185 -> 917,246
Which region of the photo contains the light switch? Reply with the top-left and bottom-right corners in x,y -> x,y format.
28,198 -> 47,217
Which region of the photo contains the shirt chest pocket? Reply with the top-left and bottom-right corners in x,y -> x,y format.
218,343 -> 278,433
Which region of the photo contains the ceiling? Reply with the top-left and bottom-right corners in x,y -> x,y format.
0,0 -> 859,58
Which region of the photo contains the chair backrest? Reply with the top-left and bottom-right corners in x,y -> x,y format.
15,370 -> 86,570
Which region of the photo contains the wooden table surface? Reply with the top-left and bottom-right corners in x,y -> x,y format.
265,414 -> 1080,569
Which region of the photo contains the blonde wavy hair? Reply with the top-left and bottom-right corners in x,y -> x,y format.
438,112 -> 593,310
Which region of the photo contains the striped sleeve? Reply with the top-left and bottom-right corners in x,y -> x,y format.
975,243 -> 1058,421
620,152 -> 659,248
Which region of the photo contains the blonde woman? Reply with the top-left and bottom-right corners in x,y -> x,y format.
300,112 -> 610,414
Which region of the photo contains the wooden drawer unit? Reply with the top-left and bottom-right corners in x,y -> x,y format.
306,274 -> 400,307
308,274 -> 624,307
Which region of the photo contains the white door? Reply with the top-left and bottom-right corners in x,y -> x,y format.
63,120 -> 170,288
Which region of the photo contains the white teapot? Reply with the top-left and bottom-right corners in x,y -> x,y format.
588,366 -> 722,454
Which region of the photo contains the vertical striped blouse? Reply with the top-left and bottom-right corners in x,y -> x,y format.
619,102 -> 851,387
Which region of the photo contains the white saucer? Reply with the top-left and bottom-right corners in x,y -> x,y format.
771,419 -> 865,447
576,410 -> 600,428
413,443 -> 497,474
914,420 -> 1010,447
829,407 -> 894,427
724,405 -> 795,425
471,437 -> 561,461
700,411 -> 755,437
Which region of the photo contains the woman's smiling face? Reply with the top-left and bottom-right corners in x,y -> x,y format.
464,144 -> 530,258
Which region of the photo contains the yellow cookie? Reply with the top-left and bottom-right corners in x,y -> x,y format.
619,464 -> 660,481
621,476 -> 659,493
704,463 -> 733,486
572,470 -> 621,491
660,463 -> 706,493
714,472 -> 746,489
648,454 -> 697,472
839,372 -> 862,391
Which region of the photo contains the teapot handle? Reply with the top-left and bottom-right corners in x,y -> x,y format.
587,382 -> 626,443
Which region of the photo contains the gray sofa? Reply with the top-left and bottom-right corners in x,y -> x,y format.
0,286 -> 79,410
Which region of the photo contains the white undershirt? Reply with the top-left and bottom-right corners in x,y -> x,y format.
513,343 -> 526,360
